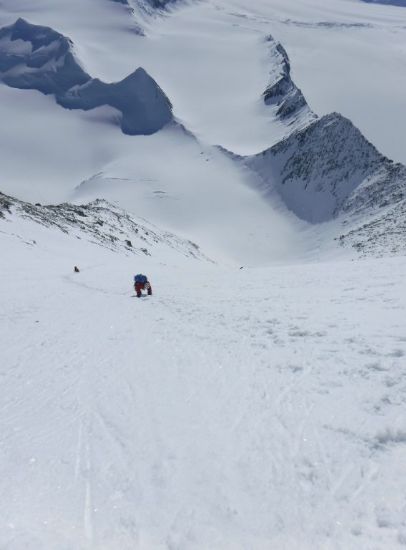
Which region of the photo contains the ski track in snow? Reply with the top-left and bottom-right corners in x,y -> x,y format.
1,225 -> 406,549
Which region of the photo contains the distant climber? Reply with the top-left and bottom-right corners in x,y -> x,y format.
134,274 -> 152,298
74,266 -> 80,273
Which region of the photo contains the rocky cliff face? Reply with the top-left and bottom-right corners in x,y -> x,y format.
263,36 -> 315,130
0,19 -> 173,135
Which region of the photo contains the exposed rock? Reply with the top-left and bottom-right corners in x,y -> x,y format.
263,36 -> 315,127
243,111 -> 406,255
0,192 -> 209,260
245,113 -> 392,222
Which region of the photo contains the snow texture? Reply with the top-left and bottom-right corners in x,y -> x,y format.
1,196 -> 406,549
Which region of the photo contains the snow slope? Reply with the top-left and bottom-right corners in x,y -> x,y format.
1,196 -> 406,549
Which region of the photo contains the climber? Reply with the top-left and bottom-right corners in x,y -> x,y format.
134,274 -> 152,298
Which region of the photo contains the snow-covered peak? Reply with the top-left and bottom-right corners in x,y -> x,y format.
0,18 -> 173,135
60,67 -> 173,136
245,112 -> 392,223
0,18 -> 90,94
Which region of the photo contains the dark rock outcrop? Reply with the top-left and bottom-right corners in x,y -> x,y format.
263,37 -> 313,125
0,192 -> 207,260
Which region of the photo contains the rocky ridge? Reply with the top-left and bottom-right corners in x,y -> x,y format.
0,192 -> 207,261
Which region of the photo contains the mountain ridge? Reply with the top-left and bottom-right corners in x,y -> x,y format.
0,18 -> 173,135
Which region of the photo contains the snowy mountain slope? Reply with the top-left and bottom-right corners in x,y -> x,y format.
0,85 -> 311,266
1,202 -> 406,549
224,0 -> 406,165
244,112 -> 406,223
0,192 -> 208,260
335,161 -> 406,256
0,19 -> 173,135
0,0 -> 405,161
0,0 -> 404,259
0,0 -> 404,263
337,198 -> 406,256
241,111 -> 406,254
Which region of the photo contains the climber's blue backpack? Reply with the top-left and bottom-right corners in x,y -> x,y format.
134,274 -> 148,284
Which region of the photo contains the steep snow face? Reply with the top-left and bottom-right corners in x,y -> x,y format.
244,113 -> 404,223
0,19 -> 173,135
263,36 -> 314,129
